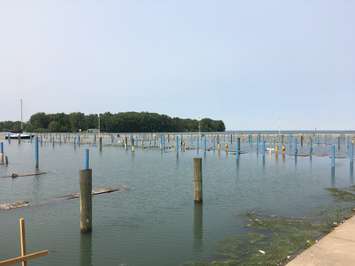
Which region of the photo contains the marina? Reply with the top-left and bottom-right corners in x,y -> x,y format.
0,132 -> 354,265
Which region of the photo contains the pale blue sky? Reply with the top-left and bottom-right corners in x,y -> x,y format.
1,0 -> 354,130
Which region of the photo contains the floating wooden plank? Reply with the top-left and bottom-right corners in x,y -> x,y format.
0,172 -> 47,179
58,186 -> 128,200
0,201 -> 30,211
0,250 -> 48,266
0,186 -> 127,211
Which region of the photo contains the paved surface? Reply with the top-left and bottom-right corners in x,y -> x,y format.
287,215 -> 355,266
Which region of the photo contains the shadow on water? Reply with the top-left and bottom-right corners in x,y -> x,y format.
80,233 -> 92,266
294,155 -> 298,168
235,159 -> 240,181
131,150 -> 135,162
193,204 -> 203,252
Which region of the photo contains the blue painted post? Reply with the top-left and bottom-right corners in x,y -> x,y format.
35,136 -> 39,169
331,144 -> 336,169
84,149 -> 90,170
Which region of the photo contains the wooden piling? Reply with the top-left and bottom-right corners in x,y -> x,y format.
193,158 -> 203,203
5,156 -> 8,166
80,169 -> 92,233
19,218 -> 27,266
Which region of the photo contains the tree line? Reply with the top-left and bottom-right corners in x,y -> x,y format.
0,112 -> 225,133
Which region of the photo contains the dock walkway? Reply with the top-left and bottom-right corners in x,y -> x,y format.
287,215 -> 355,266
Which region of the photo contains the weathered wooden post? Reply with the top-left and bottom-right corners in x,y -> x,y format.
35,136 -> 39,170
5,156 -> 8,166
0,142 -> 4,164
193,158 -> 202,203
80,149 -> 92,233
310,137 -> 313,157
19,218 -> 27,266
338,136 -> 341,151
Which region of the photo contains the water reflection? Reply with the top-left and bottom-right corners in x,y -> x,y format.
175,152 -> 180,169
235,159 -> 240,181
193,204 -> 203,252
80,233 -> 93,266
293,155 -> 297,168
130,150 -> 135,162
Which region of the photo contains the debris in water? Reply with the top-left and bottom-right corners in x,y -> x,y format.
0,186 -> 128,211
0,201 -> 30,210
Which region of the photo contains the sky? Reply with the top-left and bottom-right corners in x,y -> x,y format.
0,0 -> 354,130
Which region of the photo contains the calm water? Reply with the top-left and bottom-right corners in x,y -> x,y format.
0,141 -> 353,265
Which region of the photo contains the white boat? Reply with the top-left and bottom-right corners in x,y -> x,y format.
5,133 -> 34,140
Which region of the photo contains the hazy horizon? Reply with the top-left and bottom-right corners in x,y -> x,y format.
1,1 -> 354,130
